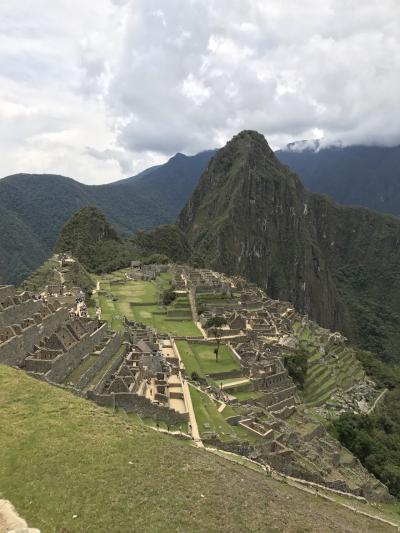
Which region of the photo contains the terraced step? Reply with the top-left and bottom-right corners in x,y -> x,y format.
305,379 -> 337,405
83,344 -> 125,392
63,354 -> 98,386
305,367 -> 333,393
305,364 -> 328,385
306,385 -> 338,407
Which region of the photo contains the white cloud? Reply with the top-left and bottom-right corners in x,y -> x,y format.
0,0 -> 400,183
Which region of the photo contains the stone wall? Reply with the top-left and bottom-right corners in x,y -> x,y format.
0,306 -> 68,366
46,323 -> 109,383
0,299 -> 43,328
302,424 -> 326,442
260,385 -> 297,407
94,351 -> 126,394
203,437 -> 254,456
207,369 -> 243,380
0,286 -> 15,300
25,359 -> 53,373
76,333 -> 122,390
87,391 -> 188,424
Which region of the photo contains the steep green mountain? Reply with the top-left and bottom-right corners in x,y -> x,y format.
277,143 -> 400,216
0,203 -> 48,284
2,142 -> 400,287
178,131 -> 400,363
54,207 -> 137,273
0,150 -> 213,285
130,224 -> 192,263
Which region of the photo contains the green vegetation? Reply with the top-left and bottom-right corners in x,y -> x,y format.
178,129 -> 400,366
162,288 -> 176,305
63,354 -> 98,385
22,256 -> 95,293
1,365 -> 385,533
205,315 -> 227,328
84,344 -> 125,392
292,325 -> 365,407
233,390 -> 265,401
330,349 -> 400,498
331,398 -> 400,497
130,224 -> 192,262
176,341 -> 240,378
54,207 -> 138,274
21,257 -> 59,292
284,351 -> 308,388
189,385 -> 259,444
336,263 -> 400,364
93,274 -> 201,337
277,144 -> 400,219
0,152 -> 213,286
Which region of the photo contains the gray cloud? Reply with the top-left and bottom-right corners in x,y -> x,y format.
1,0 -> 400,183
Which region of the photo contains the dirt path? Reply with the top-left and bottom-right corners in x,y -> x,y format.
368,388 -> 388,414
220,378 -> 249,389
188,287 -> 199,323
182,381 -> 203,447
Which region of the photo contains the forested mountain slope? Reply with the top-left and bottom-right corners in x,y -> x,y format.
0,150 -> 212,284
277,144 -> 400,216
178,131 -> 400,363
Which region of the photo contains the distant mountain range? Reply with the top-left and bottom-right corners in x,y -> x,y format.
0,150 -> 213,284
1,139 -> 400,286
276,143 -> 400,216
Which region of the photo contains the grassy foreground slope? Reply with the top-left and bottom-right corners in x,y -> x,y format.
0,366 -> 389,533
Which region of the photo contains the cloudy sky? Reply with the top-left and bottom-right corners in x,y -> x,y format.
1,1 -> 399,184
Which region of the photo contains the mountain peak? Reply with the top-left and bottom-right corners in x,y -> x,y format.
169,152 -> 187,161
225,129 -> 275,156
54,206 -> 121,256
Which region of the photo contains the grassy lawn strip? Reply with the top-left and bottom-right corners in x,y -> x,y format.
63,354 -> 98,385
190,343 -> 240,374
189,385 -> 239,442
176,341 -> 241,378
84,344 -> 125,391
189,385 -> 260,444
96,276 -> 201,337
175,340 -> 204,378
233,390 -> 266,401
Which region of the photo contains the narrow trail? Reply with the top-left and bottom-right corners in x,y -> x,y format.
367,388 -> 388,414
182,381 -> 203,447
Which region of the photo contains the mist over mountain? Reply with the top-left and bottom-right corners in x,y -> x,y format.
276,143 -> 400,216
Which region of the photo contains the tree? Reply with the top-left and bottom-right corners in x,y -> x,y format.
210,328 -> 222,363
205,316 -> 227,328
162,288 -> 176,306
284,351 -> 308,388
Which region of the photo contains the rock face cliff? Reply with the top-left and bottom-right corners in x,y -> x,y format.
178,131 -> 400,361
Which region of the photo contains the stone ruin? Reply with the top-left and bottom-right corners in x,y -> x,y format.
87,320 -> 188,425
0,263 -> 392,501
0,284 -> 188,426
171,267 -> 391,501
128,262 -> 170,282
